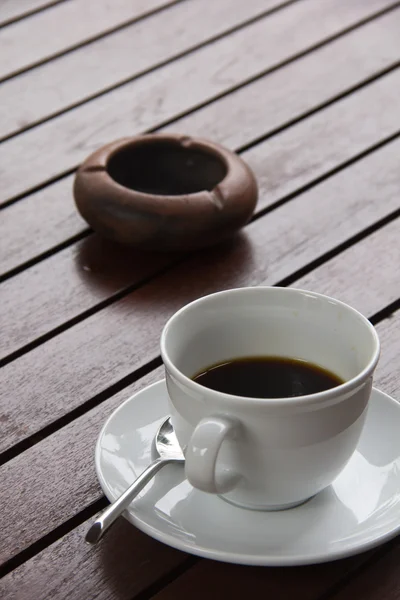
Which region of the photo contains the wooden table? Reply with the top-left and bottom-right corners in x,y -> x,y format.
1,0 -> 400,598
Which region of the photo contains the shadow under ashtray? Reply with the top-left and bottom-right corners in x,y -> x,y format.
120,231 -> 257,311
74,221 -> 256,308
74,232 -> 179,292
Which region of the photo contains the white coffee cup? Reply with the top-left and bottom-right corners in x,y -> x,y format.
161,287 -> 380,510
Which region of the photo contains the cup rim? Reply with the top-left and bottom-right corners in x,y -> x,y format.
160,287 -> 380,407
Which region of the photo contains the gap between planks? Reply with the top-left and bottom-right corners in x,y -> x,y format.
0,299 -> 399,590
0,0 -> 398,144
2,56 -> 400,264
0,0 -> 188,83
1,223 -> 399,465
1,0 -> 399,205
0,0 -> 68,29
146,536 -> 400,600
0,0 -> 295,89
2,13 -> 400,276
2,46 -> 400,218
0,245 -> 398,575
1,126 -> 399,368
0,2 -> 400,592
2,8 -> 400,285
1,125 -> 400,459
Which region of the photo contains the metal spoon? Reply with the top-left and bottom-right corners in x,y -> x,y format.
86,417 -> 184,545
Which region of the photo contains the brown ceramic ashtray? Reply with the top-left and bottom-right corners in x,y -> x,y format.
73,133 -> 258,251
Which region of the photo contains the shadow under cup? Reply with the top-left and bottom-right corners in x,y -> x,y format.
162,287 -> 380,510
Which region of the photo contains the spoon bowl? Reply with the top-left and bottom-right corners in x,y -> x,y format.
86,417 -> 184,544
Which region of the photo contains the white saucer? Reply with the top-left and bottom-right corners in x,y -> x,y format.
95,381 -> 400,566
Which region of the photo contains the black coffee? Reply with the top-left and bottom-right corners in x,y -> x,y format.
193,356 -> 343,398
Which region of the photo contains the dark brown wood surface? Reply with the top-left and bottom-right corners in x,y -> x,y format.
330,531 -> 400,600
1,205 -> 398,563
0,0 -> 278,139
1,0 -> 397,205
0,0 -> 178,80
2,10 -> 400,277
3,63 -> 400,356
149,555 -> 377,600
0,0 -> 65,27
294,218 -> 400,319
2,134 -> 399,451
1,1 -> 399,598
1,303 -> 399,598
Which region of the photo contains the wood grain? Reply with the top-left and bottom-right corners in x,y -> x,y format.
2,13 -> 400,279
1,299 -> 399,588
150,556 -> 373,600
0,0 -> 278,139
162,11 -> 400,152
375,309 -> 400,399
0,177 -> 87,276
0,321 -> 398,597
2,11 -> 400,277
1,136 -> 400,452
0,0 -> 64,27
0,314 -> 397,600
293,217 -> 400,319
0,366 -> 179,566
0,517 -> 189,600
0,0 -> 395,204
3,66 -> 400,357
328,541 -> 400,600
0,0 -> 177,80
0,343 -> 397,598
5,313 -> 397,600
0,237 -> 176,360
0,532 -> 373,600
2,1 -> 399,597
312,313 -> 400,600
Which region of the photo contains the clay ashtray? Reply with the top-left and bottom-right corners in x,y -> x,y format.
73,133 -> 258,251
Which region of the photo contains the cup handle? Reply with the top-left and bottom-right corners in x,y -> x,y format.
185,415 -> 241,494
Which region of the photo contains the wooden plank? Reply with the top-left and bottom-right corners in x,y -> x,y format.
2,62 -> 400,358
0,178 -> 87,277
1,328 -> 397,600
0,0 -> 395,204
0,366 -> 185,565
293,218 -> 400,319
0,0 -> 279,139
162,12 -> 400,152
0,0 -> 65,28
0,517 -> 189,600
0,237 -> 175,361
303,315 -> 400,600
329,541 -> 400,600
0,530 -> 373,600
0,0 -> 178,80
1,322 -> 397,600
1,136 -> 399,453
149,557 -> 373,600
375,309 -> 400,399
2,9 -> 400,277
1,222 -> 399,574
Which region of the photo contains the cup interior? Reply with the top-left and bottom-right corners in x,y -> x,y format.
162,287 -> 379,396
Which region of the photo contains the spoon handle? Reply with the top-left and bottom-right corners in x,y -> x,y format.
85,457 -> 167,544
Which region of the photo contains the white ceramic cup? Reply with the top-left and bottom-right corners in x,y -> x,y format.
161,287 -> 380,510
